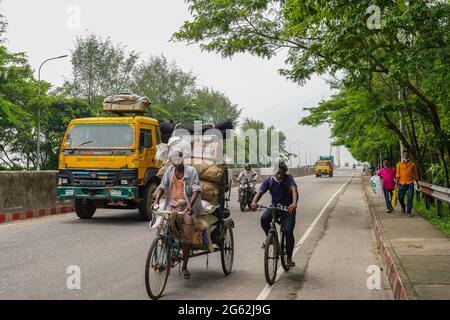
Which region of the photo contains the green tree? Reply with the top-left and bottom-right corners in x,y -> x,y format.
0,38 -> 37,170
131,55 -> 243,125
62,34 -> 139,110
27,96 -> 93,169
0,16 -> 95,170
175,0 -> 450,184
192,87 -> 242,125
131,55 -> 196,120
234,117 -> 292,167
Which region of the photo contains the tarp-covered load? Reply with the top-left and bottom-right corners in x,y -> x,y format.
103,93 -> 151,114
158,120 -> 234,144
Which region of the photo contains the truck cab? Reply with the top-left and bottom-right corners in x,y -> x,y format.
315,160 -> 334,178
57,116 -> 162,221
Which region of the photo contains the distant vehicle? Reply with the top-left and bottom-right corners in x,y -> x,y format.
345,162 -> 350,167
353,164 -> 357,169
315,159 -> 334,178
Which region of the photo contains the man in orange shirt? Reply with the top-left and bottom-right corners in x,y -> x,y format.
396,150 -> 420,217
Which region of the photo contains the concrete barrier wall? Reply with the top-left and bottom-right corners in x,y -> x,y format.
0,171 -> 59,212
0,171 -> 74,224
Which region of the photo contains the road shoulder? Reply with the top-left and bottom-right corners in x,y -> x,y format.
362,175 -> 450,300
293,175 -> 392,300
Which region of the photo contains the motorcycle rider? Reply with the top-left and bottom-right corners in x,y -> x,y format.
237,164 -> 258,192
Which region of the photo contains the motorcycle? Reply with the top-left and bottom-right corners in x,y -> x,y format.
238,178 -> 256,212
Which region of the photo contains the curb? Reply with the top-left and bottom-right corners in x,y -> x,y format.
0,205 -> 75,225
361,176 -> 409,300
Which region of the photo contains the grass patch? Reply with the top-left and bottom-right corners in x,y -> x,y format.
414,199 -> 450,236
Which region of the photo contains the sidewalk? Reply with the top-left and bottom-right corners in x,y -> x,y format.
362,175 -> 450,300
294,175 -> 392,300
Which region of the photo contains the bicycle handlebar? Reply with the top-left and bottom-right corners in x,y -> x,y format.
149,209 -> 189,231
151,205 -> 189,217
257,204 -> 289,213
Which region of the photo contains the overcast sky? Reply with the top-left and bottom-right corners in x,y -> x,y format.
2,0 -> 356,165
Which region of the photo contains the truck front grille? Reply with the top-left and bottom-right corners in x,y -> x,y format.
70,170 -> 119,187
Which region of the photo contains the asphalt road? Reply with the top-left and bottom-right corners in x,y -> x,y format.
0,168 -> 392,300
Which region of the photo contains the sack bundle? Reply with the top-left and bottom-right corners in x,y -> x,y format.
103,93 -> 151,113
191,214 -> 218,252
200,180 -> 222,204
157,162 -> 224,184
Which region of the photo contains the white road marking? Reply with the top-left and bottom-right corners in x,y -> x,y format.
256,174 -> 354,300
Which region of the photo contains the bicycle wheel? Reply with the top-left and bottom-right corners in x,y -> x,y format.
264,232 -> 279,285
145,237 -> 171,300
221,226 -> 234,275
280,231 -> 291,272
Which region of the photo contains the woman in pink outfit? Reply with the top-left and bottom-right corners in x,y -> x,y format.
377,159 -> 397,213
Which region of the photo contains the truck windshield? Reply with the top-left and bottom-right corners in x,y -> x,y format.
65,124 -> 134,149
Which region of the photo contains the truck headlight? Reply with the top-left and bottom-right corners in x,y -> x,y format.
59,178 -> 69,185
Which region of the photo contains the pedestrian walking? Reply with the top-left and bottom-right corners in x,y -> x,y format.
396,150 -> 419,217
377,159 -> 396,213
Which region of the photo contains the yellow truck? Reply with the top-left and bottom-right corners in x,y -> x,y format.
315,159 -> 334,178
57,96 -> 162,221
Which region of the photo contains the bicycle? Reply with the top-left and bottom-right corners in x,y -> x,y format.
258,204 -> 292,285
145,206 -> 234,300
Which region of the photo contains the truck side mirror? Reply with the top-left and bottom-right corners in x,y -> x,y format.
144,133 -> 153,149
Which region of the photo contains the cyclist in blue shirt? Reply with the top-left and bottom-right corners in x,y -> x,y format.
251,162 -> 299,268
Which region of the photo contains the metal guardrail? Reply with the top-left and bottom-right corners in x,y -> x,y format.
415,181 -> 450,218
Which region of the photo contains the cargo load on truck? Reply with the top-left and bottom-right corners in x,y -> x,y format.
159,120 -> 234,144
103,93 -> 152,114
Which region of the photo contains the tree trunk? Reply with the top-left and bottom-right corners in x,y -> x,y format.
407,110 -> 426,181
439,148 -> 450,187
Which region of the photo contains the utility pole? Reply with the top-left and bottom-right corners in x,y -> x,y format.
37,55 -> 68,171
336,146 -> 341,167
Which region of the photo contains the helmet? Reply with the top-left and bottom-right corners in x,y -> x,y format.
245,164 -> 251,171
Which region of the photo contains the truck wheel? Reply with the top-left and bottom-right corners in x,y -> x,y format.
75,199 -> 96,219
139,183 -> 158,221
